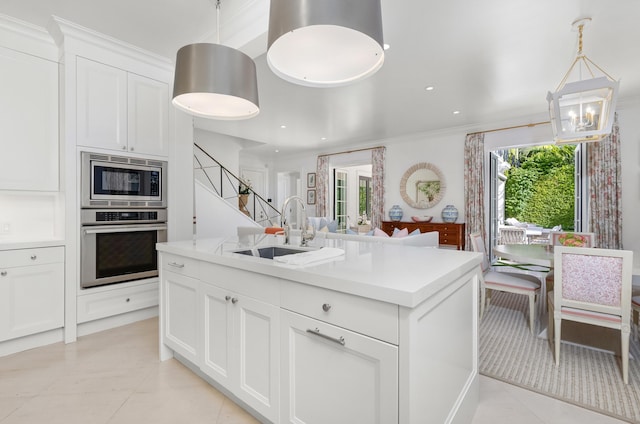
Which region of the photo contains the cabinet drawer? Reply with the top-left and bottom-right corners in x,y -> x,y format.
280,280 -> 398,345
200,262 -> 280,305
77,282 -> 158,323
0,246 -> 64,268
161,253 -> 200,278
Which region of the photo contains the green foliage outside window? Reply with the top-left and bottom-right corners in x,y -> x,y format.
504,145 -> 575,230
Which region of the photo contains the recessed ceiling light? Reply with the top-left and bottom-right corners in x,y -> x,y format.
383,43 -> 390,50
425,86 -> 434,91
321,137 -> 327,141
280,125 -> 286,129
453,110 -> 461,115
274,149 -> 280,153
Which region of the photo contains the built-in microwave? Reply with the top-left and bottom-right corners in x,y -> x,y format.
81,152 -> 167,208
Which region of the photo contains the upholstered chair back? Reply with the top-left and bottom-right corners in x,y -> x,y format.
469,232 -> 490,272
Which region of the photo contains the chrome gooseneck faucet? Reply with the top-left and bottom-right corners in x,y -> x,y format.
280,195 -> 312,246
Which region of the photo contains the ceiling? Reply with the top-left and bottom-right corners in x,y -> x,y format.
3,0 -> 639,157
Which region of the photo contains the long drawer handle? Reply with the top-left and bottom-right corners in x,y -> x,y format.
306,328 -> 345,346
168,262 -> 185,268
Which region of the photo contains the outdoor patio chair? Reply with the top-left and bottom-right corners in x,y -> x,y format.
498,226 -> 528,244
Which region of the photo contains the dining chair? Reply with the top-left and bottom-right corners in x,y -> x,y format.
470,232 -> 541,333
548,246 -> 633,384
498,226 -> 528,244
550,231 -> 595,247
632,296 -> 640,341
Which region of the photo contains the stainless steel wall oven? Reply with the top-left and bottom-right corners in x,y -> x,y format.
80,209 -> 167,289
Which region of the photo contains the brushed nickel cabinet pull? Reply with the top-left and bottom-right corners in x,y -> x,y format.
306,328 -> 345,346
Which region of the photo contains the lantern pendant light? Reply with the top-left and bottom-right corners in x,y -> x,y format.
267,0 -> 384,87
172,0 -> 259,120
547,17 -> 619,144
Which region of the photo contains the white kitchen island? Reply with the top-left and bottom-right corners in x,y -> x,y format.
157,234 -> 483,424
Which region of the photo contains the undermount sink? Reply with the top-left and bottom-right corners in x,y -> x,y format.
232,246 -> 318,260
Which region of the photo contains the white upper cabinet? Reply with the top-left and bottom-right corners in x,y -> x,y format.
0,45 -> 58,191
128,73 -> 169,156
76,57 -> 169,157
76,57 -> 127,152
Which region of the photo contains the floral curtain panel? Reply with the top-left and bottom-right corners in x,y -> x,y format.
371,147 -> 386,229
464,133 -> 486,250
587,113 -> 622,249
316,155 -> 330,218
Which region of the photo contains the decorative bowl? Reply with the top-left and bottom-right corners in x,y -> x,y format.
411,215 -> 433,223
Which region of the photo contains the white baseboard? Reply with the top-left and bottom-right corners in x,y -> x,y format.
0,328 -> 64,358
77,306 -> 158,337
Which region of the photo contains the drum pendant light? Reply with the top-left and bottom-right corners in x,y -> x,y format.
172,1 -> 259,120
547,18 -> 619,143
267,0 -> 384,87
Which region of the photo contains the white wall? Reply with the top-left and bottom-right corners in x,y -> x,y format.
195,129 -> 243,175
194,181 -> 258,238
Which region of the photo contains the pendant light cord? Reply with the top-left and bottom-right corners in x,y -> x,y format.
216,0 -> 221,44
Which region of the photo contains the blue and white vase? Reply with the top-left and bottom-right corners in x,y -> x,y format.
441,204 -> 458,223
389,204 -> 403,222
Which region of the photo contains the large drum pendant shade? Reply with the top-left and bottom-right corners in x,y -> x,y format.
267,0 -> 384,87
172,43 -> 260,120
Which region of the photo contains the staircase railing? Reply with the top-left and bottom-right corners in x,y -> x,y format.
194,143 -> 281,227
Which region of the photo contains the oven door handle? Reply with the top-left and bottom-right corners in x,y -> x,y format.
83,225 -> 167,235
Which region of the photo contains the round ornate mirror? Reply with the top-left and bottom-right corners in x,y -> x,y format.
400,162 -> 446,209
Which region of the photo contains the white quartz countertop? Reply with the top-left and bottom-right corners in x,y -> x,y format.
157,235 -> 483,308
0,239 -> 65,251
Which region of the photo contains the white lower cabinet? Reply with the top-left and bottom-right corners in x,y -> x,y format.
163,270 -> 199,363
200,281 -> 280,423
280,309 -> 398,424
0,247 -> 64,342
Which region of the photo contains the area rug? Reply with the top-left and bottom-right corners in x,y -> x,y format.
479,291 -> 640,423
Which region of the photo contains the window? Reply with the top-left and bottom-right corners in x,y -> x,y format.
359,175 -> 372,218
334,169 -> 348,232
489,143 -> 586,252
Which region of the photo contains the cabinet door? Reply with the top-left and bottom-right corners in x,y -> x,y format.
0,263 -> 64,342
76,57 -> 128,151
234,294 -> 280,423
127,73 -> 169,157
200,283 -> 232,386
163,270 -> 199,362
0,46 -> 58,191
280,310 -> 398,424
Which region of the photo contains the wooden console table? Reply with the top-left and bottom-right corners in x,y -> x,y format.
381,221 -> 466,250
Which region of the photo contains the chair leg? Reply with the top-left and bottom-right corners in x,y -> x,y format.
554,313 -> 561,366
547,298 -> 553,345
622,326 -> 630,384
480,286 -> 486,319
528,292 -> 535,334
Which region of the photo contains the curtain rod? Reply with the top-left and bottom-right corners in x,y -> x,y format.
467,120 -> 550,136
317,145 -> 385,158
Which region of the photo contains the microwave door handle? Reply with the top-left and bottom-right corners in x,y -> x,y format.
83,225 -> 167,235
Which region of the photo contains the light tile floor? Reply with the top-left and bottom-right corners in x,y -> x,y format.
0,318 -> 628,424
